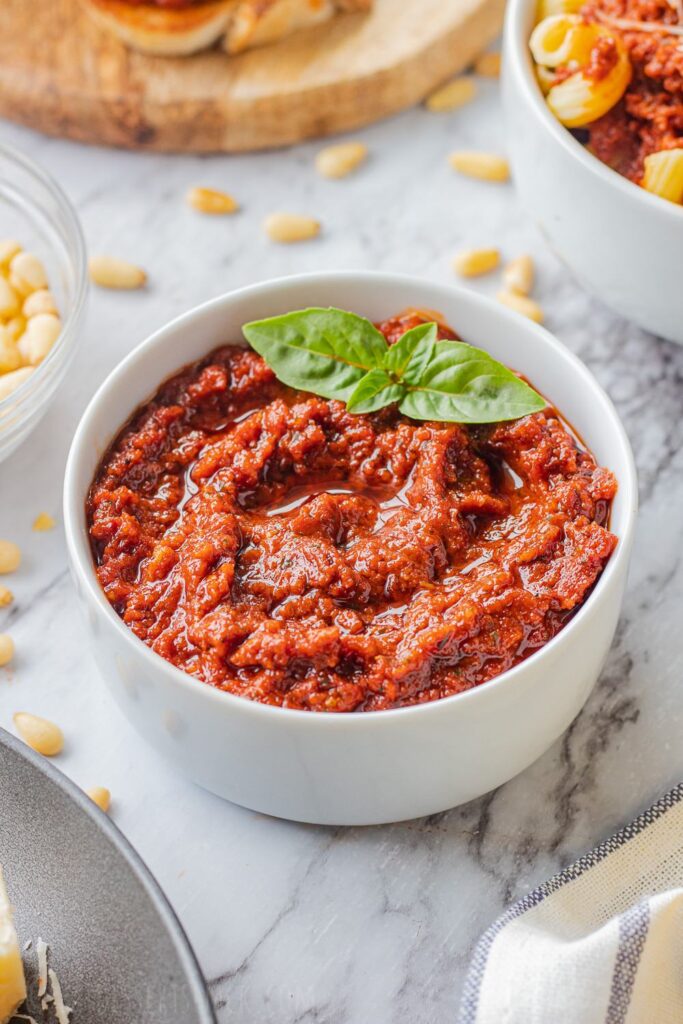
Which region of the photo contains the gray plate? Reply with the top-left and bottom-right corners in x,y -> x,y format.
0,727 -> 216,1023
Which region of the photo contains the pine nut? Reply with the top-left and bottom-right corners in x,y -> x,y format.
32,512 -> 55,532
18,314 -> 61,366
0,276 -> 20,318
315,142 -> 368,179
425,76 -> 477,113
0,240 -> 21,269
264,213 -> 321,243
88,256 -> 147,290
0,540 -> 20,574
0,586 -> 13,608
453,247 -> 500,277
497,290 -> 544,323
23,289 -> 58,318
0,330 -> 21,374
0,367 -> 33,402
474,51 -> 502,77
450,151 -> 510,182
503,255 -> 535,296
5,316 -> 26,343
187,187 -> 239,214
0,634 -> 13,666
8,271 -> 31,299
10,251 -> 48,293
86,786 -> 111,813
13,712 -> 64,756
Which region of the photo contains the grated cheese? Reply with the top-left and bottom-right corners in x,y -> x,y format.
48,969 -> 71,1024
34,939 -> 48,999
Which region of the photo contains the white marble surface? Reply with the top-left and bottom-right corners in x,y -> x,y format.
1,78 -> 682,1024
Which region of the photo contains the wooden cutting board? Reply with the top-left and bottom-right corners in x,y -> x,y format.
0,0 -> 504,152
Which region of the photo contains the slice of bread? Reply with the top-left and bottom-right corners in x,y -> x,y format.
81,0 -> 372,57
81,0 -> 237,56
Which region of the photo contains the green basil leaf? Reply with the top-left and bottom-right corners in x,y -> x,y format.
346,369 -> 406,414
243,307 -> 388,402
399,340 -> 546,423
383,322 -> 437,382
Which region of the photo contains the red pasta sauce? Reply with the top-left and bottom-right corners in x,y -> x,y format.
576,0 -> 682,181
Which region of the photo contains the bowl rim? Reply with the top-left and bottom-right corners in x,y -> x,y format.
0,142 -> 89,411
503,0 -> 683,222
63,270 -> 638,727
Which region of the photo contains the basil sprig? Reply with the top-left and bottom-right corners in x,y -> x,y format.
243,307 -> 545,424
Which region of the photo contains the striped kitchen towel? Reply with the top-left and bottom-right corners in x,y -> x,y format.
459,784 -> 683,1024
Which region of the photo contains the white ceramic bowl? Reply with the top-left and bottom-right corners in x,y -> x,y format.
502,0 -> 683,344
64,272 -> 637,825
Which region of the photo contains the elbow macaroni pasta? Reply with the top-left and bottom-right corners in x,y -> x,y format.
530,15 -> 631,127
642,149 -> 683,203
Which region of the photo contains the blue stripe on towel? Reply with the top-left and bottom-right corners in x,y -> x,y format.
605,903 -> 649,1024
459,783 -> 683,1024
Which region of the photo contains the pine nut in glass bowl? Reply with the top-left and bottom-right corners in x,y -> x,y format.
64,272 -> 637,826
0,145 -> 87,462
501,0 -> 683,344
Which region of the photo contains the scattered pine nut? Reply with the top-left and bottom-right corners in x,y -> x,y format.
503,255 -> 535,296
23,289 -> 58,318
474,51 -> 502,77
0,540 -> 21,574
9,251 -> 48,293
497,290 -> 544,323
13,712 -> 64,756
0,240 -> 21,269
0,367 -> 34,402
86,786 -> 111,813
315,142 -> 368,179
88,256 -> 147,290
264,213 -> 321,244
0,633 -> 13,667
187,187 -> 239,215
425,76 -> 477,113
453,247 -> 500,277
0,586 -> 12,608
33,512 -> 56,532
449,151 -> 510,182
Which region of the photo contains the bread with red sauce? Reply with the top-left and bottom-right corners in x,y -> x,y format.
80,0 -> 372,57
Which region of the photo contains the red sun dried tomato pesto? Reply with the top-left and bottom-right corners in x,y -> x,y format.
87,312 -> 618,712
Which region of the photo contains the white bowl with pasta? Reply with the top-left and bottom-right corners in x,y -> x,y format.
502,0 -> 683,343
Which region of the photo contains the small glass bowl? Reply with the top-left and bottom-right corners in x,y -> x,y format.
0,144 -> 88,463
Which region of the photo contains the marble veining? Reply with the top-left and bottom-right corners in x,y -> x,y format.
1,76 -> 682,1023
